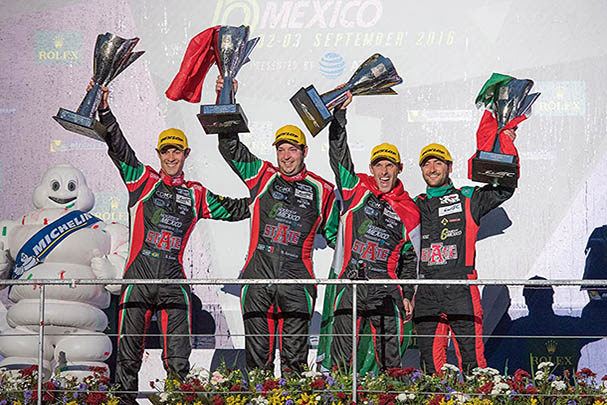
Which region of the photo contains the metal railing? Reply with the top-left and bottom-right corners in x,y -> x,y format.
1,277 -> 606,404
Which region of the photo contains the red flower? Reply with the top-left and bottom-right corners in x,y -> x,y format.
514,369 -> 531,383
602,375 -> 607,381
332,365 -> 339,372
563,369 -> 571,378
576,368 -> 596,378
428,394 -> 445,405
262,379 -> 278,391
211,395 -> 225,405
378,393 -> 397,405
283,367 -> 293,374
184,393 -> 196,402
337,392 -> 348,400
310,377 -> 325,390
524,386 -> 538,395
230,384 -> 242,392
85,392 -> 108,405
18,365 -> 38,377
88,366 -> 107,374
476,382 -> 494,394
180,383 -> 194,392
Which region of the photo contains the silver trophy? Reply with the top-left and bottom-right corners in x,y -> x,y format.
197,25 -> 259,134
471,73 -> 540,187
53,33 -> 144,141
290,53 -> 403,136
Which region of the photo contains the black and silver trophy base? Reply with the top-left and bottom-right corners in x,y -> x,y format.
197,104 -> 249,134
290,86 -> 332,137
53,108 -> 107,141
470,150 -> 519,188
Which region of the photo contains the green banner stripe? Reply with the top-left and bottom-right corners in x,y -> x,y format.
206,191 -> 230,219
338,163 -> 359,189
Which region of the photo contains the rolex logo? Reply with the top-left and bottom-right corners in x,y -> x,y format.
54,35 -> 64,48
545,339 -> 557,354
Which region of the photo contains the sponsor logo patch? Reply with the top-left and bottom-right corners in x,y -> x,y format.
440,228 -> 462,240
439,194 -> 460,205
176,194 -> 191,206
295,188 -> 313,200
421,243 -> 458,265
438,203 -> 462,217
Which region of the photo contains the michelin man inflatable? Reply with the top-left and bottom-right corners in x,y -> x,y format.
0,164 -> 128,378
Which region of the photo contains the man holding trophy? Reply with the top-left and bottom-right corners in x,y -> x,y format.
413,73 -> 539,374
317,81 -> 421,372
170,25 -> 340,372
63,31 -> 252,402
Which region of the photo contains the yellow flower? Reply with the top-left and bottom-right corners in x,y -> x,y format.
530,398 -> 537,405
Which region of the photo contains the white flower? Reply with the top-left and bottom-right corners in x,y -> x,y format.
490,382 -> 510,395
537,361 -> 554,370
534,370 -> 545,380
159,392 -> 169,402
251,397 -> 269,405
493,375 -> 504,383
302,370 -> 322,378
440,363 -> 460,373
396,393 -> 416,402
454,392 -> 470,403
551,380 -> 566,391
210,370 -> 226,385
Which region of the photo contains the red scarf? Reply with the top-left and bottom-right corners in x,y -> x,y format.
360,175 -> 420,241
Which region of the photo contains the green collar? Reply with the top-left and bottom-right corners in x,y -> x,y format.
426,182 -> 454,198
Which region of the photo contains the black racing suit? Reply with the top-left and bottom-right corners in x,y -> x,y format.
99,109 -> 249,403
324,109 -> 420,373
218,133 -> 338,372
414,182 -> 514,374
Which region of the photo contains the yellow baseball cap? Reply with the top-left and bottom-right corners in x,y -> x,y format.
157,128 -> 188,151
370,143 -> 401,165
419,143 -> 453,165
273,125 -> 307,147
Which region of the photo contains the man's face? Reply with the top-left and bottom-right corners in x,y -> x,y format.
276,142 -> 307,176
157,147 -> 190,177
421,157 -> 452,187
368,159 -> 402,193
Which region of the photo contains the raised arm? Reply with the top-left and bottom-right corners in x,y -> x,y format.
198,187 -> 250,222
328,107 -> 360,197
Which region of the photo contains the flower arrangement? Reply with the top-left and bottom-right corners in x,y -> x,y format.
146,362 -> 607,405
0,365 -> 119,405
2,363 -> 606,404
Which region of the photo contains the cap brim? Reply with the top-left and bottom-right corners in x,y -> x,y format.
158,143 -> 186,151
419,153 -> 449,166
371,156 -> 400,165
273,138 -> 304,147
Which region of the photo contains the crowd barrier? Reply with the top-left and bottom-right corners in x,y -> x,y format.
1,277 -> 606,404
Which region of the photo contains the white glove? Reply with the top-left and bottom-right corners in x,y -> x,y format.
90,249 -> 116,280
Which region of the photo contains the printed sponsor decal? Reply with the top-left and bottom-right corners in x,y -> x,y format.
295,188 -> 313,200
50,139 -> 105,153
440,227 -> 462,240
145,230 -> 182,251
534,81 -> 585,117
176,194 -> 192,206
274,184 -> 292,194
438,203 -> 462,217
352,239 -> 390,262
212,0 -> 383,32
153,198 -> 168,208
383,206 -> 399,220
269,202 -> 301,222
364,206 -> 378,217
271,191 -> 287,200
262,224 -> 301,245
319,52 -> 345,78
91,192 -> 128,224
156,190 -> 172,199
365,224 -> 390,240
439,194 -> 460,205
421,243 -> 458,265
35,31 -> 82,65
